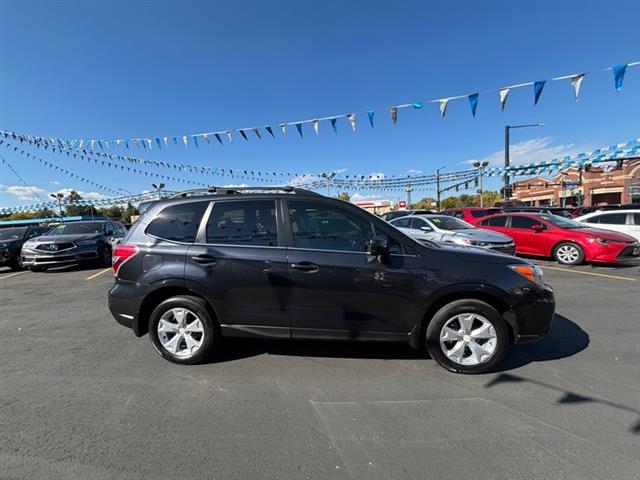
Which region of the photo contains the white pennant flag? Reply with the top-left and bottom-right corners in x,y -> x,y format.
182,136 -> 188,148
116,140 -> 122,147
348,113 -> 356,131
312,119 -> 319,135
163,136 -> 168,146
499,88 -> 510,111
570,74 -> 585,101
439,99 -> 450,119
91,140 -> 96,150
279,123 -> 287,136
226,131 -> 233,143
79,139 -> 84,148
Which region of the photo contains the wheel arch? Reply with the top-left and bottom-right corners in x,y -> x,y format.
550,238 -> 587,260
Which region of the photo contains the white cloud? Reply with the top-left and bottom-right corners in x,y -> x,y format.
3,185 -> 47,201
351,193 -> 384,202
54,188 -> 107,200
49,180 -> 61,185
463,137 -> 587,168
407,169 -> 423,175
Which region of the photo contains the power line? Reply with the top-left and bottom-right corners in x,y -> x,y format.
0,152 -> 49,203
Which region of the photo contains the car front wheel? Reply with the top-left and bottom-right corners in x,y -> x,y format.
553,242 -> 584,265
426,299 -> 508,374
148,295 -> 219,364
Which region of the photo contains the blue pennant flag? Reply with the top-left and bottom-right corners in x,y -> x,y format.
534,81 -> 546,105
412,102 -> 424,109
214,133 -> 223,145
125,140 -> 129,149
295,123 -> 303,138
367,111 -> 375,127
239,129 -> 248,141
265,126 -> 275,138
330,118 -> 338,133
155,138 -> 162,150
612,64 -> 627,93
193,136 -> 199,148
98,140 -> 104,150
468,93 -> 479,117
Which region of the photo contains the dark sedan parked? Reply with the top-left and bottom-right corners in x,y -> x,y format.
0,226 -> 50,270
21,221 -> 126,271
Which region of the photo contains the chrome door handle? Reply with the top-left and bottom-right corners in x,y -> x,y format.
290,261 -> 319,273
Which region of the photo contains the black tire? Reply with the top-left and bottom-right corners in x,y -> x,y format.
9,258 -> 24,271
148,295 -> 219,365
99,244 -> 112,267
426,299 -> 509,374
29,266 -> 47,272
553,242 -> 585,265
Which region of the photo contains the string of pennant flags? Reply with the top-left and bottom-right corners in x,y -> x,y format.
11,60 -> 638,151
0,192 -> 159,215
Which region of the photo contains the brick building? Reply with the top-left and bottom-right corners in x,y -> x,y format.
511,158 -> 640,207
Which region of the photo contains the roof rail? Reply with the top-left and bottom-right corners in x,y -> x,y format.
169,185 -> 323,199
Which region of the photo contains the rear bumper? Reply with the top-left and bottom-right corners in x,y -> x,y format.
108,282 -> 142,335
508,283 -> 556,344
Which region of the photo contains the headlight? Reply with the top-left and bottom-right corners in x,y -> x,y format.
595,238 -> 609,245
452,238 -> 472,246
471,241 -> 489,247
23,242 -> 36,248
76,239 -> 98,246
509,264 -> 544,284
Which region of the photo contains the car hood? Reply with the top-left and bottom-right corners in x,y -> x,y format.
448,228 -> 513,243
432,243 -> 521,265
573,227 -> 637,242
29,233 -> 102,243
0,238 -> 24,246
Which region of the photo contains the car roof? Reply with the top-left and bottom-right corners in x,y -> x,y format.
578,209 -> 640,216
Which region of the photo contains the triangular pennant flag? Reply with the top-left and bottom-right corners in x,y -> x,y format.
498,88 -> 510,111
412,102 -> 424,109
252,128 -> 262,139
312,119 -> 319,135
439,99 -> 450,119
533,81 -> 546,105
214,133 -> 223,145
367,110 -> 375,127
390,107 -> 398,124
203,134 -> 210,144
163,136 -> 168,147
279,123 -> 286,136
295,123 -> 303,138
193,136 -> 199,148
612,64 -> 627,93
330,118 -> 338,133
173,137 -> 178,145
570,74 -> 585,101
182,136 -> 188,148
468,93 -> 479,117
347,114 -> 356,131
155,138 -> 162,149
239,129 -> 248,141
265,126 -> 275,138
226,131 -> 233,143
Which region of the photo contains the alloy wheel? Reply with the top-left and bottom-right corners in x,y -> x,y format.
556,245 -> 580,264
157,308 -> 205,358
439,313 -> 498,366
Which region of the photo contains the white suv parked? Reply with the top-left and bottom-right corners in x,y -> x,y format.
575,210 -> 640,241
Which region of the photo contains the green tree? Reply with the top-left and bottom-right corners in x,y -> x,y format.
481,191 -> 501,207
99,205 -> 124,221
336,192 -> 350,202
440,197 -> 458,209
414,197 -> 437,210
63,190 -> 94,216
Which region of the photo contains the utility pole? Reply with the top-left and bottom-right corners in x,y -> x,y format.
152,183 -> 165,200
436,168 -> 442,211
504,123 -> 544,200
473,161 -> 489,207
405,184 -> 413,209
320,172 -> 336,197
50,193 -> 64,222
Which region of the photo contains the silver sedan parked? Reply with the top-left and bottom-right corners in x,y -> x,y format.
390,214 -> 516,255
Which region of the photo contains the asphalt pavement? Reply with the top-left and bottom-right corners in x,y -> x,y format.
1,261 -> 639,480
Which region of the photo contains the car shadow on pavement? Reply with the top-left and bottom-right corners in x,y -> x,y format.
496,313 -> 589,372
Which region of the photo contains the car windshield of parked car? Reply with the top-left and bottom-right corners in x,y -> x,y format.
426,216 -> 475,231
47,223 -> 104,235
0,228 -> 28,240
539,214 -> 586,229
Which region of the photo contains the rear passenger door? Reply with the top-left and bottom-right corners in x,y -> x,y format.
185,199 -> 290,336
507,216 -> 549,255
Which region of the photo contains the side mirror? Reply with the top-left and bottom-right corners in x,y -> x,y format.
531,224 -> 544,232
370,235 -> 390,259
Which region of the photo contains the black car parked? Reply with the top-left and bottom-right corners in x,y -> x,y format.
108,187 -> 555,374
22,221 -> 126,271
0,226 -> 50,270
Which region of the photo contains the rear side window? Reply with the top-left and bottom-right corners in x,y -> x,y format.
634,213 -> 640,225
146,202 -> 208,243
598,213 -> 627,225
392,218 -> 411,228
206,200 -> 278,246
470,210 -> 487,218
481,216 -> 507,227
510,216 -> 539,229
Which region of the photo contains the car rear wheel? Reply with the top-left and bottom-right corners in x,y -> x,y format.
148,295 -> 219,365
426,299 -> 508,374
553,242 -> 584,265
99,245 -> 112,267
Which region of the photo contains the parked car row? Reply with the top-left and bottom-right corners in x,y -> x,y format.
0,221 -> 126,271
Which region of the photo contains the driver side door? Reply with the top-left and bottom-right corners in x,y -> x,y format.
285,200 -> 418,340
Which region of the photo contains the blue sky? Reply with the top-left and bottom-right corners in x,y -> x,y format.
1,0 -> 639,208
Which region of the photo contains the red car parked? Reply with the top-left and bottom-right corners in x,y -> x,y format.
442,207 -> 500,223
472,212 -> 640,265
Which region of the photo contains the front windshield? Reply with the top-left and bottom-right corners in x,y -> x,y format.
0,228 -> 27,241
47,222 -> 104,235
426,216 -> 475,231
539,214 -> 585,229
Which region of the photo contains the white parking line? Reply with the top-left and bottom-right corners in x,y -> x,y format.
86,268 -> 112,280
0,271 -> 27,280
537,264 -> 637,282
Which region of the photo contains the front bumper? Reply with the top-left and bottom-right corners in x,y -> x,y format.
507,283 -> 556,344
590,241 -> 640,264
21,244 -> 100,267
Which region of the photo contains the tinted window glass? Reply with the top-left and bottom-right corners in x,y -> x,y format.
410,217 -> 428,229
585,215 -> 600,224
288,201 -> 378,252
483,216 -> 507,227
634,213 -> 640,225
470,210 -> 487,218
510,216 -> 540,229
599,213 -> 627,225
453,211 -> 464,218
206,200 -> 277,246
147,202 -> 208,243
392,217 -> 411,228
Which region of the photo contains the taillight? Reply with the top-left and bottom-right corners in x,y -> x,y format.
112,244 -> 139,276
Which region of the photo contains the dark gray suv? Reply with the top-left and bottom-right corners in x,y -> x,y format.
108,187 -> 555,374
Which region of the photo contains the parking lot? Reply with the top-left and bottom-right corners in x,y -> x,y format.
1,261 -> 639,480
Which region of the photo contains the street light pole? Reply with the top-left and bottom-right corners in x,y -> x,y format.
504,123 -> 544,200
405,184 -> 413,209
50,193 -> 64,222
151,183 -> 165,200
436,167 -> 444,211
320,172 -> 336,197
473,161 -> 489,207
